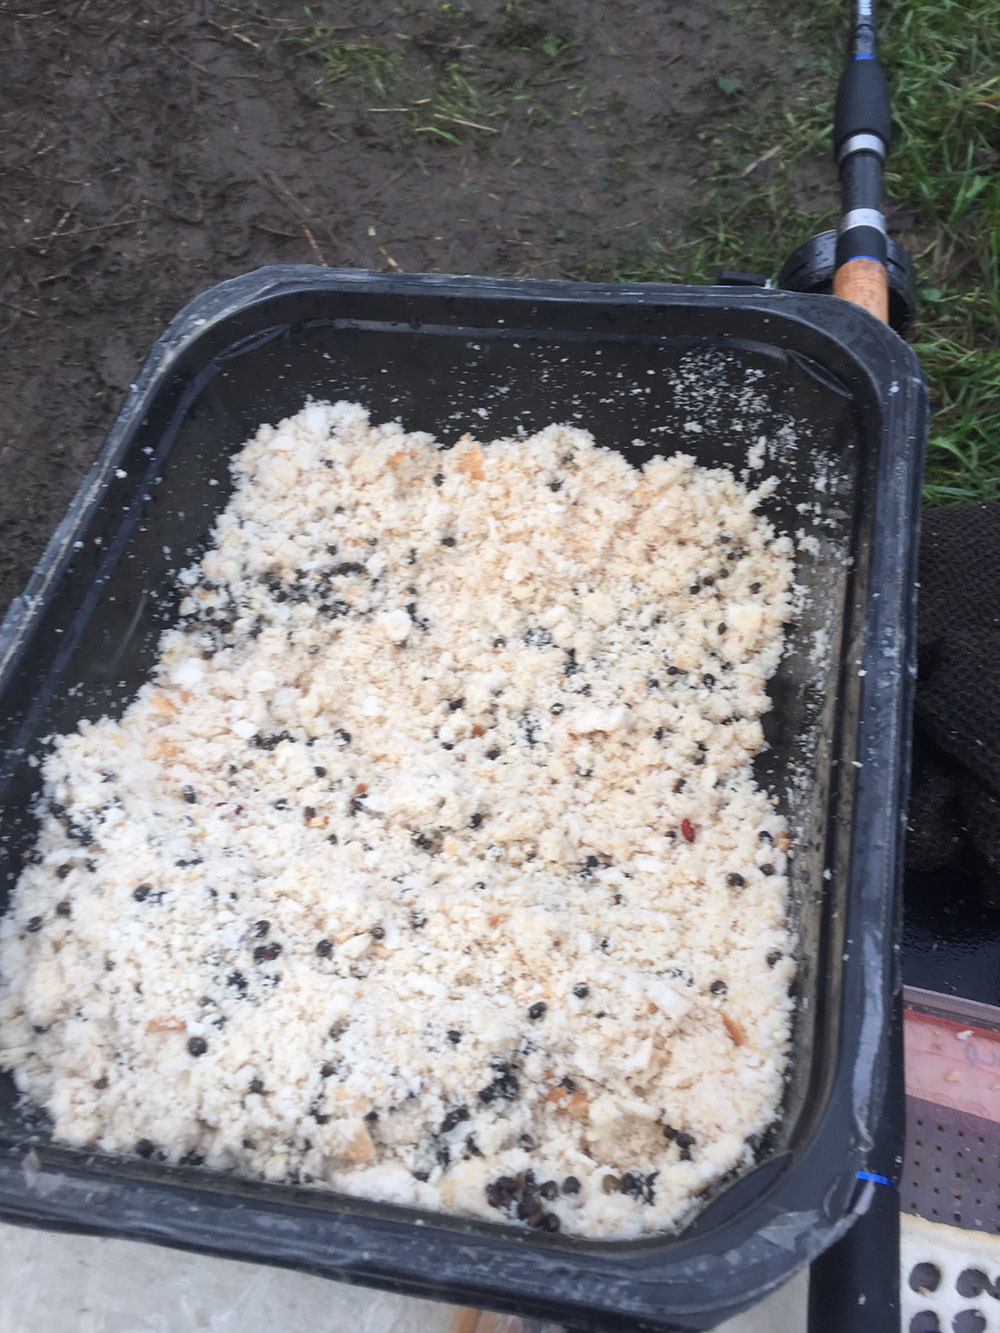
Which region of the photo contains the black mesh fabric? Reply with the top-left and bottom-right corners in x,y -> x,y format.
906,502 -> 1000,904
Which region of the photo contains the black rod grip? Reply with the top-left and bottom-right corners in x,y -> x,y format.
836,225 -> 887,267
807,991 -> 903,1332
833,58 -> 892,155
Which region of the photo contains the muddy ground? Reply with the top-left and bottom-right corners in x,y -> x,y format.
0,0 -> 822,613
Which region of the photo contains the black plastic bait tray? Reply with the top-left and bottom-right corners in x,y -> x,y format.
0,269 -> 926,1331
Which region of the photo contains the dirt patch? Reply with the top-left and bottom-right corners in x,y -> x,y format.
0,0 -> 788,614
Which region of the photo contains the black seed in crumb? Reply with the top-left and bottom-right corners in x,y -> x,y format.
273,799 -> 289,811
727,549 -> 744,561
187,1037 -> 208,1057
55,901 -> 71,917
252,730 -> 293,752
227,971 -> 247,991
613,893 -> 624,905
703,673 -> 715,688
673,778 -> 686,793
523,626 -> 552,647
474,882 -> 486,891
760,863 -> 775,876
465,1135 -> 482,1157
562,1175 -> 581,1195
528,1001 -> 547,1020
93,1075 -> 108,1090
312,1109 -> 331,1125
750,582 -> 761,594
335,729 -> 352,745
493,637 -> 506,649
766,950 -> 782,967
675,1131 -> 695,1151
370,925 -> 385,940
519,1134 -> 536,1150
703,575 -> 715,587
303,806 -> 316,822
689,583 -> 701,594
539,1180 -> 558,1201
25,916 -> 43,933
577,683 -> 592,696
485,1176 -> 518,1209
327,833 -> 339,845
86,859 -> 97,873
666,664 -> 680,676
441,742 -> 454,751
320,1062 -> 337,1078
710,980 -> 728,995
549,479 -> 563,491
469,813 -> 484,828
136,1139 -> 155,1159
433,472 -> 444,486
314,766 -> 327,778
448,698 -> 465,711
56,864 -> 71,880
479,1072 -> 519,1103
440,1105 -> 470,1133
759,829 -> 773,843
413,1170 -> 430,1182
600,939 -> 610,953
410,911 -> 427,929
182,786 -> 197,804
517,1195 -> 543,1220
364,1109 -> 379,1123
550,702 -> 564,715
253,942 -> 282,963
573,983 -> 589,999
662,1124 -> 678,1141
329,1020 -> 348,1040
601,1174 -> 620,1194
647,678 -> 660,690
253,920 -> 270,938
727,872 -> 745,888
441,536 -> 456,547
486,747 -> 501,760
315,939 -> 333,957
654,727 -> 666,741
620,1172 -> 640,1197
249,1078 -> 265,1095
447,1029 -> 462,1044
718,623 -> 727,635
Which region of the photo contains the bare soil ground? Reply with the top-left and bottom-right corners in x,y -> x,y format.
0,0 -> 800,612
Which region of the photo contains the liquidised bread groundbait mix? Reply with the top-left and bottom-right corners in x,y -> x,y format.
0,402 -> 797,1239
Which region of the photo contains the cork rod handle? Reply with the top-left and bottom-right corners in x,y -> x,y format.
833,255 -> 889,324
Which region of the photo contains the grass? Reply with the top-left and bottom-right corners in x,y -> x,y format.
596,0 -> 1000,506
278,5 -> 570,144
284,28 -> 402,99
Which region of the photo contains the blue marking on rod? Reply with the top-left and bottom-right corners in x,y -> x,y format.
857,1170 -> 895,1187
840,254 -> 884,264
852,53 -> 876,61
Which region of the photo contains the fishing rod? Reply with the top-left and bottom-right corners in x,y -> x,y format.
805,6 -> 907,1330
770,0 -> 917,335
831,0 -> 893,321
